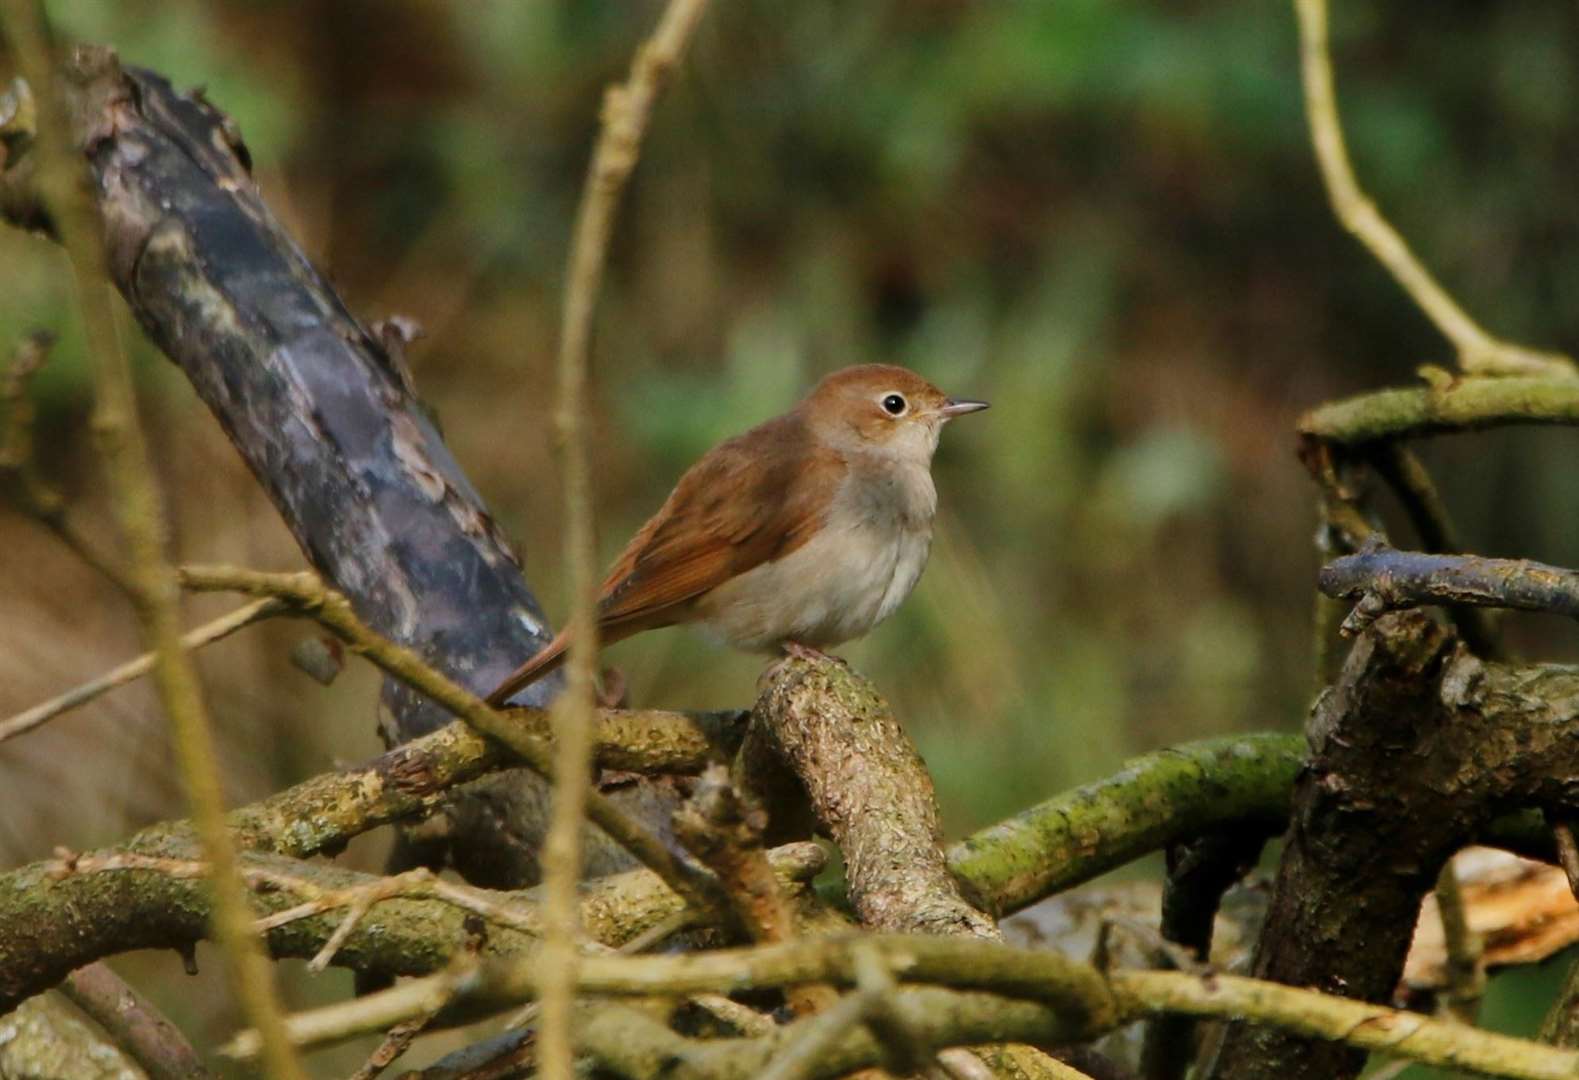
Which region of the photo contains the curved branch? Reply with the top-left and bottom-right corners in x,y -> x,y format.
1297,377 -> 1579,448
948,734 -> 1301,915
1294,0 -> 1572,377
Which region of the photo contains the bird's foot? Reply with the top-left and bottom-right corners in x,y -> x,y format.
782,641 -> 844,665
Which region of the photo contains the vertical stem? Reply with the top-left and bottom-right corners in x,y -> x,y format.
536,2 -> 712,1077
0,14 -> 304,1080
1433,854 -> 1484,1027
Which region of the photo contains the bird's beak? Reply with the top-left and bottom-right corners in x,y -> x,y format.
939,398 -> 990,420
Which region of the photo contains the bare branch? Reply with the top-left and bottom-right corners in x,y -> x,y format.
747,655 -> 996,938
241,932 -> 1579,1080
0,597 -> 283,744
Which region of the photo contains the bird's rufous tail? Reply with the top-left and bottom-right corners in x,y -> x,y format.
484,630 -> 569,707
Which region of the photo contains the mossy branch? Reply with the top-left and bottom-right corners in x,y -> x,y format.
1298,377 -> 1579,449
948,733 -> 1302,915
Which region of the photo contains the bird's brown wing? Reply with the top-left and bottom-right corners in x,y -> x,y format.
484,412 -> 842,706
594,411 -> 841,634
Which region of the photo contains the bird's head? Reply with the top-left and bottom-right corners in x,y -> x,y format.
801,364 -> 988,463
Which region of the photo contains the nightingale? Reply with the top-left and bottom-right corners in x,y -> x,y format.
486,363 -> 988,706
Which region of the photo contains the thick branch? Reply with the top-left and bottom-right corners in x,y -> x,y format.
744,657 -> 1075,1078
746,656 -> 996,938
0,828 -> 824,1013
1206,611 -> 1579,1080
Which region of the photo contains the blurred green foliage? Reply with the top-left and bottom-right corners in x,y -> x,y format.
4,1 -> 1579,1070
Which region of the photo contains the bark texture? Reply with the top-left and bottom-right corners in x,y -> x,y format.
1206,611 -> 1579,1080
746,655 -> 997,938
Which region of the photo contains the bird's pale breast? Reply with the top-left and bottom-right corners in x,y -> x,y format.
691,456 -> 937,651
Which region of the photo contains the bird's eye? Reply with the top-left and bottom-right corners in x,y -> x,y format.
880,393 -> 908,416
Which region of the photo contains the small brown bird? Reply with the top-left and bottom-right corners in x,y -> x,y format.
486,364 -> 988,706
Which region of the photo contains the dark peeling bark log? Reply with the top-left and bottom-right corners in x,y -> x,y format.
1206,611 -> 1579,1080
0,49 -> 667,886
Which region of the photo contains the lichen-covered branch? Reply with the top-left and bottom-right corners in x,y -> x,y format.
0,820 -> 824,1012
177,563 -> 728,916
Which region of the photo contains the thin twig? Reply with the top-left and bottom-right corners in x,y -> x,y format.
49,851 -> 549,951
757,988 -> 879,1080
1294,0 -> 1573,378
539,2 -> 712,1074
674,765 -> 836,1019
0,13 -> 305,1079
0,329 -> 135,590
1433,853 -> 1486,1026
176,563 -> 727,917
1548,818 -> 1579,900
348,1015 -> 433,1080
0,598 -> 283,744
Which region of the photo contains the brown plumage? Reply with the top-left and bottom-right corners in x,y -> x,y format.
485,364 -> 986,707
